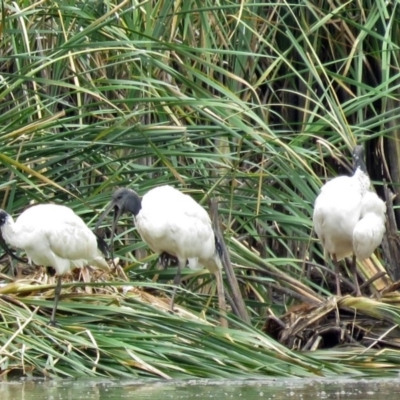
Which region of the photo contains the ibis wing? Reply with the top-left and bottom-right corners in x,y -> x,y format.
353,214 -> 385,260
353,191 -> 386,260
137,186 -> 215,261
313,176 -> 363,259
359,191 -> 387,216
17,204 -> 106,269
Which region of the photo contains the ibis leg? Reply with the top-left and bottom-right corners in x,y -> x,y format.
351,254 -> 361,296
332,254 -> 341,297
170,260 -> 185,311
49,276 -> 62,326
214,270 -> 228,328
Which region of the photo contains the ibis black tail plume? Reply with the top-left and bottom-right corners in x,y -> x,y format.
215,235 -> 223,259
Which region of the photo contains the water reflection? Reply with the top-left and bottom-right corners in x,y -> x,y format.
1,377 -> 400,399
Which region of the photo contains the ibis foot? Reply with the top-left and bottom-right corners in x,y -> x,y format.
47,319 -> 59,328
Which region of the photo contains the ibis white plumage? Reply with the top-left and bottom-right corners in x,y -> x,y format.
96,185 -> 227,323
313,145 -> 386,296
0,204 -> 109,325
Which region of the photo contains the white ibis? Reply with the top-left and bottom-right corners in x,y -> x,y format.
95,185 -> 228,322
313,145 -> 386,296
0,204 -> 110,325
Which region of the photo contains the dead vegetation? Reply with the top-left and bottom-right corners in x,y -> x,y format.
264,285 -> 400,351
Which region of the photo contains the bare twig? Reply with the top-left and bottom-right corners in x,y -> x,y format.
209,198 -> 251,324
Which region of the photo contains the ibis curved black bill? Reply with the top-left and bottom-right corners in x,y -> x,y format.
93,232 -> 110,258
95,201 -> 124,263
0,232 -> 28,264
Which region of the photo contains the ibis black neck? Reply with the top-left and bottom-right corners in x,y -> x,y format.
126,193 -> 142,216
352,145 -> 367,174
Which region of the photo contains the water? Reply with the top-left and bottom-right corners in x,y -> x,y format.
1,377 -> 400,399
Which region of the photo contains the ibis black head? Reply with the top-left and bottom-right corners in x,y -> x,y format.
0,210 -> 9,227
95,188 -> 142,260
95,188 -> 142,228
110,188 -> 142,216
0,210 -> 27,265
352,145 -> 367,173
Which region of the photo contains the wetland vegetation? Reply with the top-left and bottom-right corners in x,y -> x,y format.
0,0 -> 400,380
